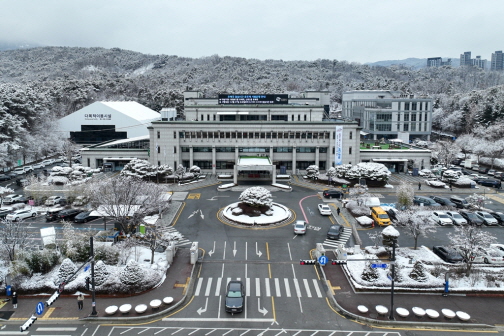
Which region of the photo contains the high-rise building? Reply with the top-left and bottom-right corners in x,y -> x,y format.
460,51 -> 472,66
472,56 -> 487,69
427,57 -> 452,67
491,51 -> 503,71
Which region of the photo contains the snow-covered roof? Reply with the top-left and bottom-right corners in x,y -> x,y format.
238,157 -> 271,166
97,135 -> 149,147
100,102 -> 160,123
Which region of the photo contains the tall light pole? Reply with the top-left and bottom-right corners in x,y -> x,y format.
389,237 -> 397,320
89,237 -> 98,316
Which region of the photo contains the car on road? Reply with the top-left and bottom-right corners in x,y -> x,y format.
5,209 -> 38,221
322,190 -> 343,199
58,209 -> 81,222
432,246 -> 464,263
475,211 -> 499,226
317,204 -> 332,215
0,174 -> 12,181
384,207 -> 398,222
45,196 -> 62,206
413,196 -> 441,207
293,220 -> 307,235
431,211 -> 453,225
327,224 -> 344,240
74,211 -> 101,223
445,211 -> 468,225
458,210 -> 484,226
225,280 -> 245,314
428,196 -> 456,208
3,194 -> 24,205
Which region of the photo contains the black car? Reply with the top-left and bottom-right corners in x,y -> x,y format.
450,196 -> 470,209
459,210 -> 484,226
385,208 -> 398,222
0,208 -> 13,219
478,180 -> 501,188
323,190 -> 343,199
45,208 -> 65,222
413,196 -> 441,207
478,167 -> 490,174
225,280 -> 245,314
428,196 -> 456,207
58,209 -> 81,221
327,224 -> 344,240
74,211 -> 101,223
432,246 -> 464,263
488,211 -> 504,226
0,174 -> 12,181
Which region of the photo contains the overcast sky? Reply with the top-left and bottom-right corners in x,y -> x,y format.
2,0 -> 503,64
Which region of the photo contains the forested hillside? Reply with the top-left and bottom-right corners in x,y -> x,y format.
2,46 -> 504,167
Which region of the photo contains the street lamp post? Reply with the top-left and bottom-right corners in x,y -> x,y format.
89,237 -> 98,316
389,238 -> 397,320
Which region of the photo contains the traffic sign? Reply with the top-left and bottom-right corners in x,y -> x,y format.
36,302 -> 44,315
370,263 -> 388,269
318,255 -> 328,266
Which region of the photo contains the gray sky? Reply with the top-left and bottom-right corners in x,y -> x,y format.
2,0 -> 503,63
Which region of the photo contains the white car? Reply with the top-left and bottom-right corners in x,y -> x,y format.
490,244 -> 504,257
42,159 -> 55,166
13,167 -> 28,175
6,209 -> 37,221
475,211 -> 499,226
293,220 -> 307,235
318,204 -> 332,215
431,211 -> 453,225
45,196 -> 62,206
468,246 -> 504,264
72,196 -> 89,207
32,162 -> 45,169
445,211 -> 468,225
3,194 -> 24,205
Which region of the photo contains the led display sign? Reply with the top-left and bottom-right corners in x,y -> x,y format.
218,94 -> 288,105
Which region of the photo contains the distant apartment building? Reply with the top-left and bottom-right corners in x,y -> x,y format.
342,90 -> 433,142
427,57 -> 452,67
491,51 -> 503,71
472,55 -> 487,69
460,51 -> 472,67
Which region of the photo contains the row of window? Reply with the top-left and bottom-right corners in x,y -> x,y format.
178,131 -> 333,140
183,160 -> 328,170
372,122 -> 429,132
197,114 -> 312,122
181,147 -> 329,153
374,112 -> 429,122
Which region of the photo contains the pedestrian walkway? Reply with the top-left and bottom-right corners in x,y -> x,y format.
194,276 -> 324,299
322,228 -> 352,249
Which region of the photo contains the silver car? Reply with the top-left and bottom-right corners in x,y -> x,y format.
445,211 -> 468,225
475,211 -> 499,226
293,220 -> 307,235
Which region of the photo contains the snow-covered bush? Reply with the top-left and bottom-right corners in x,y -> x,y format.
441,169 -> 461,183
94,260 -> 110,286
239,187 -> 273,208
334,164 -> 353,178
453,176 -> 474,188
119,260 -> 144,285
305,165 -> 319,179
356,216 -> 373,227
94,244 -> 120,265
425,180 -> 446,188
189,165 -> 201,177
24,249 -> 60,275
409,261 -> 428,282
56,258 -> 77,285
466,193 -> 486,208
121,159 -> 173,181
344,163 -> 391,182
361,261 -> 379,282
345,200 -> 369,217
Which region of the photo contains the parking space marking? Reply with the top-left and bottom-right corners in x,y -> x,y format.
187,193 -> 201,199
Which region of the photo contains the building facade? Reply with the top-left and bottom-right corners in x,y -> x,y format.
460,51 -> 472,67
427,57 -> 452,67
491,51 -> 503,71
148,91 -> 360,176
342,90 -> 433,141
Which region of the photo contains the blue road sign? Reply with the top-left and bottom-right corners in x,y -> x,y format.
371,263 -> 388,269
36,302 -> 44,315
84,264 -> 90,272
318,255 -> 328,266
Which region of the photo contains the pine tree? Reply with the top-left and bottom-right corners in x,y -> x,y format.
119,260 -> 144,285
409,261 -> 428,282
361,261 -> 379,282
93,260 -> 110,286
57,258 -> 77,285
388,264 -> 404,283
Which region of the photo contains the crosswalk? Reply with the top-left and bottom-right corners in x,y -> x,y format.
194,277 -> 324,299
159,226 -> 192,247
322,227 -> 352,249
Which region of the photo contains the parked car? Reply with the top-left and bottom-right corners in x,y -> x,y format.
475,211 -> 499,226
41,159 -> 55,166
487,169 -> 496,176
459,210 -> 484,226
478,180 -> 501,188
72,196 -> 90,207
32,162 -> 45,169
3,194 -> 24,205
384,207 -> 398,222
478,167 -> 490,174
450,196 -> 470,209
58,208 -> 81,222
0,174 -> 12,181
13,167 -> 27,175
0,207 -> 13,219
490,244 -> 504,258
293,220 -> 307,235
45,207 -> 65,222
322,190 -> 343,199
327,224 -> 344,240
471,164 -> 480,171
471,247 -> 504,264
495,171 -> 504,179
225,280 -> 245,314
432,246 -> 464,263
317,204 -> 332,215
45,196 -> 62,206
413,196 -> 440,207
428,196 -> 456,207
489,211 -> 504,225
431,211 -> 453,226
370,206 -> 391,226
74,211 -> 101,223
445,211 -> 468,225
6,208 -> 38,221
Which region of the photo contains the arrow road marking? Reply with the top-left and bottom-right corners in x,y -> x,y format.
197,298 -> 208,315
256,242 -> 262,258
208,241 -> 215,257
207,196 -> 230,201
200,209 -> 204,219
258,298 -> 268,316
233,241 -> 237,257
188,210 -> 199,218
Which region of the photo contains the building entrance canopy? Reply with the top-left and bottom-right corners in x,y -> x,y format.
237,156 -> 272,171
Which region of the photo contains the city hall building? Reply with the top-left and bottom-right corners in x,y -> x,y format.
148,91 -> 361,180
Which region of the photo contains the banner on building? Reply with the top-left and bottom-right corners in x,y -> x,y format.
335,126 -> 343,166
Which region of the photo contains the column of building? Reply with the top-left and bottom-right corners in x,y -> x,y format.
212,146 -> 216,174
189,146 -> 194,168
292,145 -> 297,175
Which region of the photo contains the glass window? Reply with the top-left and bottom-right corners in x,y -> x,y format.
412,102 -> 417,111
349,131 -> 352,140
403,124 -> 409,131
404,102 -> 410,110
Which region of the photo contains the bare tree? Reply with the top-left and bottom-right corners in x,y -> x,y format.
430,140 -> 459,167
448,225 -> 497,274
396,181 -> 414,209
0,219 -> 34,262
395,208 -> 436,250
58,138 -> 81,167
86,176 -> 170,234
